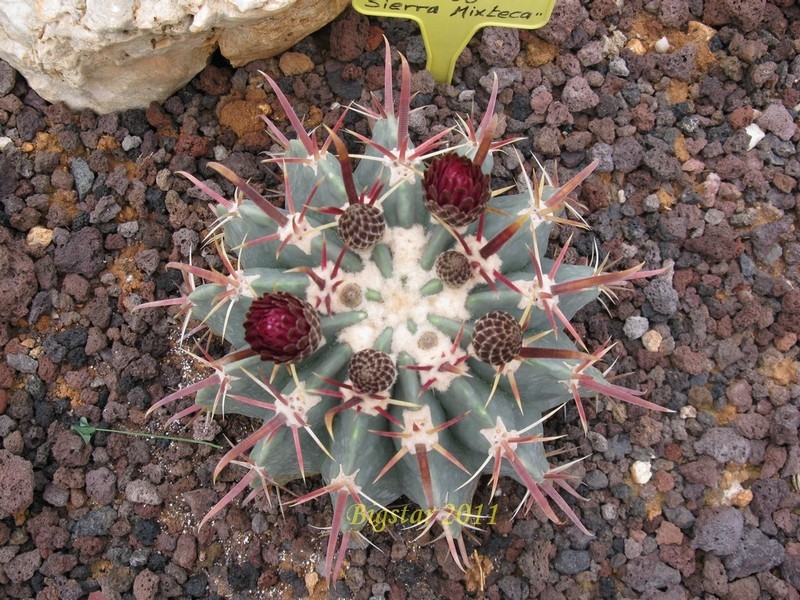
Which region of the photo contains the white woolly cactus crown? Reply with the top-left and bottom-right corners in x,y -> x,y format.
139,44 -> 667,580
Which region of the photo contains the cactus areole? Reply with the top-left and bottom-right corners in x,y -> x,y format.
141,44 -> 668,581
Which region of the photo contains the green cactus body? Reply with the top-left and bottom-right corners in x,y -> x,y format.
141,45 -> 668,580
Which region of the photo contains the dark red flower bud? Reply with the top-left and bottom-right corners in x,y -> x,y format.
244,293 -> 322,364
422,154 -> 491,227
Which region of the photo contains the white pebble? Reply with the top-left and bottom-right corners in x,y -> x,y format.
745,123 -> 765,151
213,145 -> 230,161
118,221 -> 139,238
608,57 -> 630,77
654,37 -> 670,54
624,316 -> 649,340
601,503 -> 618,521
458,89 -> 475,103
705,208 -> 726,226
630,460 -> 652,485
641,330 -> 662,352
121,135 -> 142,151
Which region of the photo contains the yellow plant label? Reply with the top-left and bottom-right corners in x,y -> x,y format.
352,0 -> 557,83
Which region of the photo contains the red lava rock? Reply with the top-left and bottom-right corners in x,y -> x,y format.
73,536 -> 108,562
636,348 -> 663,370
664,443 -> 682,462
4,549 -> 42,583
195,64 -> 232,96
630,415 -> 663,447
175,134 -> 211,158
533,126 -> 562,156
659,45 -> 697,82
27,508 -> 69,557
670,346 -> 712,376
364,65 -> 385,91
703,0 -> 766,32
659,543 -> 695,577
623,553 -> 681,592
53,226 -> 106,279
656,520 -> 684,546
757,102 -> 798,141
537,0 -> 589,45
0,449 -> 34,518
728,106 -> 754,129
86,467 -> 117,505
781,290 -> 800,314
51,430 -> 92,467
173,533 -> 197,569
53,466 -> 85,490
0,230 -> 37,321
726,379 -> 753,411
703,554 -> 729,595
561,76 -> 599,112
39,552 -> 78,577
659,0 -> 690,28
735,413 -> 770,439
692,506 -> 745,557
530,88 -> 553,115
581,180 -> 611,211
365,25 -> 384,52
479,27 -> 520,67
761,444 -> 788,479
133,568 -> 160,600
775,333 -> 797,352
772,172 -> 797,194
613,136 -> 644,173
680,456 -> 720,487
728,577 -> 761,599
683,225 -> 743,261
630,103 -> 656,132
770,405 -> 800,445
653,470 -> 675,492
329,8 -> 369,62
145,102 -> 171,128
182,488 -> 218,519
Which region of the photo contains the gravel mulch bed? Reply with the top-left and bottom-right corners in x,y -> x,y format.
1,2 -> 799,599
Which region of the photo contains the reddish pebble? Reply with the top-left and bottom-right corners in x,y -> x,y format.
653,470 -> 675,493
664,443 -> 682,462
656,520 -> 684,545
775,333 -> 797,352
728,105 -> 754,129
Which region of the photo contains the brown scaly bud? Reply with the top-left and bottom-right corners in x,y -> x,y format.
348,349 -> 397,394
472,311 -> 523,366
244,292 -> 322,363
422,154 -> 491,227
337,203 -> 386,250
435,250 -> 472,287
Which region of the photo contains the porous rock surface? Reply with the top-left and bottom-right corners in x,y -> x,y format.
0,0 -> 349,113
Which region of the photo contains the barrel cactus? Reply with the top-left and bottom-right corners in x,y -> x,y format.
140,44 -> 667,580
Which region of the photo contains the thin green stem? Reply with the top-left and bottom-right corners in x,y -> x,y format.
72,418 -> 222,449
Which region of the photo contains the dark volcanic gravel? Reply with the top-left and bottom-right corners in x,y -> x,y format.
1,2 -> 799,599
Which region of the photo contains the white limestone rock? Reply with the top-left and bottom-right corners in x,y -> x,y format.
0,0 -> 349,113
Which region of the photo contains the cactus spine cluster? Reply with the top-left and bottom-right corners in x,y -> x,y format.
140,44 -> 667,580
